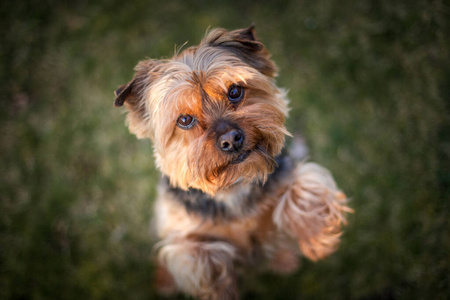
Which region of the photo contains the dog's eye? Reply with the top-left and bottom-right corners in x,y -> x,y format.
227,85 -> 245,103
177,114 -> 196,129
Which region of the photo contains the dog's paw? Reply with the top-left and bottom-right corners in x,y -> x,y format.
156,235 -> 239,300
273,162 -> 352,261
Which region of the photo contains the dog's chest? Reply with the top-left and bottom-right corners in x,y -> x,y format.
154,183 -> 275,250
153,154 -> 293,250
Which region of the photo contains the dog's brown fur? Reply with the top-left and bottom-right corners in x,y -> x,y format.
114,26 -> 351,300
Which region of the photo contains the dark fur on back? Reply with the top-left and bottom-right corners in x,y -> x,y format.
164,153 -> 294,221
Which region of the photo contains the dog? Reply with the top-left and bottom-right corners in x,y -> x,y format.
114,25 -> 351,300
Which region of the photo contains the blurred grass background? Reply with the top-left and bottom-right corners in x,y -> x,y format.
1,0 -> 449,299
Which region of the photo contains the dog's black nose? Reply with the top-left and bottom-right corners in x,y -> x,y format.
218,129 -> 244,152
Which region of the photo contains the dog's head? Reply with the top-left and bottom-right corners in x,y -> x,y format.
115,26 -> 290,195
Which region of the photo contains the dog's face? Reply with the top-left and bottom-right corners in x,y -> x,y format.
115,26 -> 290,195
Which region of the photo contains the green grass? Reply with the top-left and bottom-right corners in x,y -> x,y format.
1,0 -> 449,299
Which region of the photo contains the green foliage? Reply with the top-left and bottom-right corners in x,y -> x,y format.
1,0 -> 449,299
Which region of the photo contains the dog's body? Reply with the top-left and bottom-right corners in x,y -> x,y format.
114,26 -> 351,300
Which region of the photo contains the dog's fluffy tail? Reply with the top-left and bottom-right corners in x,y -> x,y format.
273,162 -> 352,261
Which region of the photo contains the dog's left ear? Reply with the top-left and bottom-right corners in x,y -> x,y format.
204,25 -> 277,77
231,25 -> 258,44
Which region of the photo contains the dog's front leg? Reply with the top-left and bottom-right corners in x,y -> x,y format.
156,235 -> 239,300
273,162 -> 352,261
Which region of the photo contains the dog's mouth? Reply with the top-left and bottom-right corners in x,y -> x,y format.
230,150 -> 251,165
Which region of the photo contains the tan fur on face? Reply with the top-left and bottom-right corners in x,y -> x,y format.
120,29 -> 290,195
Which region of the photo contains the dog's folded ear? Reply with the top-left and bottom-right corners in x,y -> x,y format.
113,59 -> 163,108
203,25 -> 277,77
113,60 -> 164,139
114,80 -> 136,107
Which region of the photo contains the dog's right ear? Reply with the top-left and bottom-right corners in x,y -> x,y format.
114,80 -> 136,107
113,59 -> 163,108
113,60 -> 163,139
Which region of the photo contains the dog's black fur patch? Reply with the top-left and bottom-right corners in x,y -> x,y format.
163,153 -> 294,221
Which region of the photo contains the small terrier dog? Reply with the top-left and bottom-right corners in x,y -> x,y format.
114,26 -> 351,300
